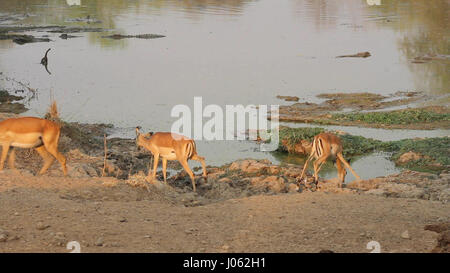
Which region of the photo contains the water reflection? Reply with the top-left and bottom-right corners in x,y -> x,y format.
373,0 -> 449,95
291,0 -> 449,94
0,0 -> 448,168
66,0 -> 81,6
272,151 -> 400,183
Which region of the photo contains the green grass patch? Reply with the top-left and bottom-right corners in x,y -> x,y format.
332,109 -> 450,125
276,126 -> 450,174
278,127 -> 324,152
339,135 -> 383,157
385,137 -> 450,172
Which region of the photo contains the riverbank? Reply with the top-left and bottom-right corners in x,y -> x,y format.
0,111 -> 449,252
275,92 -> 450,130
0,86 -> 449,253
0,167 -> 449,253
277,127 -> 449,174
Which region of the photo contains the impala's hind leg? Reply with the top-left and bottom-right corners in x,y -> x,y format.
336,158 -> 345,188
35,146 -> 55,175
191,154 -> 207,179
8,147 -> 15,169
313,155 -> 328,183
42,133 -> 67,176
0,143 -> 11,171
337,153 -> 361,180
179,159 -> 196,192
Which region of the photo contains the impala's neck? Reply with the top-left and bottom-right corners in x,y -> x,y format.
303,140 -> 313,154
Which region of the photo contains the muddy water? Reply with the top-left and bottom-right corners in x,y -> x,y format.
273,151 -> 400,183
0,0 -> 448,176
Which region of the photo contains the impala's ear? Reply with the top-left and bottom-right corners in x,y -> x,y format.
135,126 -> 142,137
143,131 -> 153,138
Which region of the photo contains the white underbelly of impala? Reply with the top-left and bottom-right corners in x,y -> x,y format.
159,147 -> 177,160
1,132 -> 43,148
11,139 -> 43,148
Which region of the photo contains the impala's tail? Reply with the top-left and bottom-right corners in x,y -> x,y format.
184,140 -> 196,159
314,135 -> 325,158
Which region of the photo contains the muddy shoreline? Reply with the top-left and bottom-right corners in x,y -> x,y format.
274,92 -> 449,130
0,98 -> 449,253
0,23 -> 164,45
0,110 -> 448,204
0,2 -> 449,254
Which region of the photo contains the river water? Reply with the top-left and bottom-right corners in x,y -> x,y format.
0,0 -> 448,180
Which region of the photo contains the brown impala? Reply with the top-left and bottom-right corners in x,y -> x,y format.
0,117 -> 67,175
299,132 -> 360,187
135,127 -> 206,191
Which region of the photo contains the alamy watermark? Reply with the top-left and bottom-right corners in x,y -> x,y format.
170,97 -> 279,151
366,0 -> 381,6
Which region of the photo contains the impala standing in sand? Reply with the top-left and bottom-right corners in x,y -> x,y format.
299,132 -> 360,187
0,117 -> 67,175
135,127 -> 207,192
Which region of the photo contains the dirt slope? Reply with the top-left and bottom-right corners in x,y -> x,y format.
0,171 -> 448,253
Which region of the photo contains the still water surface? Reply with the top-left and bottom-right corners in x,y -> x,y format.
0,0 -> 448,177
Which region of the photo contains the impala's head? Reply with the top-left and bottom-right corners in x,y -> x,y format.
135,126 -> 153,151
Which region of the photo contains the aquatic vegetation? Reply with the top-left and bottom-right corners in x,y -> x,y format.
332,109 -> 450,125
278,127 -> 324,152
277,127 -> 449,173
385,137 -> 450,173
339,135 -> 383,157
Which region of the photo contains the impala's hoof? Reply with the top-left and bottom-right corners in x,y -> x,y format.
145,177 -> 153,183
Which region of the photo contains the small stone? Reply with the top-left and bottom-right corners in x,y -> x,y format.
401,230 -> 410,239
53,232 -> 66,246
14,212 -> 19,216
109,242 -> 120,247
36,222 -> 50,230
0,233 -> 8,242
218,177 -> 232,183
95,237 -> 104,246
8,235 -> 20,241
119,217 -> 127,223
288,183 -> 300,193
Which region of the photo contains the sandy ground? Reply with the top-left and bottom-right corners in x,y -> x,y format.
0,170 -> 448,253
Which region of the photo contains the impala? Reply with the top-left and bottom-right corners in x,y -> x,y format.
0,117 -> 67,175
299,132 -> 360,187
135,127 -> 207,191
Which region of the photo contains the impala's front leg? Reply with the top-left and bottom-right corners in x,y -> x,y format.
179,159 -> 196,192
0,143 -> 11,171
8,147 -> 15,169
162,157 -> 167,183
299,153 -> 314,183
148,152 -> 160,183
